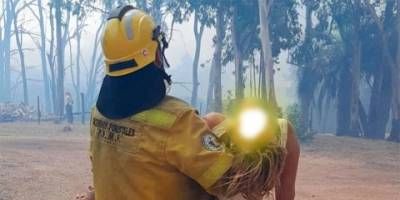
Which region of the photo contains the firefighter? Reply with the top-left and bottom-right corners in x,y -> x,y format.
81,5 -> 299,200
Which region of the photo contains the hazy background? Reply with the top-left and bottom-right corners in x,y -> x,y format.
0,1 -> 399,200
3,2 -> 297,105
0,0 -> 399,140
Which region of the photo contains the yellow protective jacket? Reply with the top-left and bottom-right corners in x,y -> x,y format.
90,96 -> 233,200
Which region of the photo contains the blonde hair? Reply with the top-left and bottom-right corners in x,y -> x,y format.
213,145 -> 287,200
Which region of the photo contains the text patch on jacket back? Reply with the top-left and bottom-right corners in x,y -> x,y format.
92,117 -> 135,144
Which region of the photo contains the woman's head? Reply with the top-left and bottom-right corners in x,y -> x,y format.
213,144 -> 287,200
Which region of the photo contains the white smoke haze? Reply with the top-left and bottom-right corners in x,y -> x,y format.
3,0 -> 297,109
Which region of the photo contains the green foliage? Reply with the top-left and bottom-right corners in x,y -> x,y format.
221,0 -> 261,66
221,0 -> 301,65
165,0 -> 191,23
291,0 -> 399,137
285,104 -> 314,141
187,0 -> 216,27
270,0 -> 301,57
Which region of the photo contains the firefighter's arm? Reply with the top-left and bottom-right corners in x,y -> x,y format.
275,122 -> 300,200
165,110 -> 233,193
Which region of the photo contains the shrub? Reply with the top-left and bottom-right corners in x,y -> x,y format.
285,103 -> 314,141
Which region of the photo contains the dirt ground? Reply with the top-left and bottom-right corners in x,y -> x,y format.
0,122 -> 399,200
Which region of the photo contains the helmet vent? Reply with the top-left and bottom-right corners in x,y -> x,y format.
123,10 -> 142,40
107,5 -> 135,21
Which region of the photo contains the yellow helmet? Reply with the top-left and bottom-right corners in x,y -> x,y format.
101,5 -> 160,77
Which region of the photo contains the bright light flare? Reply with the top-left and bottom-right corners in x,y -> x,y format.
238,108 -> 268,139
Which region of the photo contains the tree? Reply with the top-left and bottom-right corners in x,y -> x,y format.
295,0 -> 366,137
0,0 -> 15,101
211,0 -> 300,106
386,0 -> 400,141
13,6 -> 29,105
27,0 -> 53,112
332,0 -> 364,137
259,0 -> 300,108
0,0 -> 3,101
54,0 -> 65,117
190,9 -> 205,107
29,0 -> 74,117
291,0 -> 321,136
70,0 -> 86,112
392,0 -> 400,141
0,0 -> 34,103
85,0 -> 111,109
258,0 -> 274,104
206,3 -> 225,112
291,0 -> 397,139
363,0 -> 396,139
230,0 -> 260,100
85,22 -> 104,110
187,0 -> 214,107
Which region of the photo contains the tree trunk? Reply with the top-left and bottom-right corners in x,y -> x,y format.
259,48 -> 266,99
86,22 -> 104,109
388,0 -> 400,141
55,0 -> 65,118
298,3 -> 313,136
0,23 -> 4,101
358,98 -> 368,135
2,0 -> 13,101
48,6 -> 58,114
363,0 -> 398,141
364,0 -> 393,139
336,66 -> 352,136
336,0 -> 362,137
232,6 -> 244,100
300,88 -> 312,136
249,54 -> 257,97
366,63 -> 392,139
74,16 -> 82,112
191,11 -> 205,107
13,13 -> 29,105
336,37 -> 361,137
213,6 -> 224,112
37,0 -> 52,112
389,65 -> 400,141
258,0 -> 277,107
337,39 -> 361,137
349,38 -> 361,136
206,58 -> 217,113
206,6 -> 224,112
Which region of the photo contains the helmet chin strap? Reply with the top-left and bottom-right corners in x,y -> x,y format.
153,25 -> 172,87
164,79 -> 172,94
160,32 -> 170,69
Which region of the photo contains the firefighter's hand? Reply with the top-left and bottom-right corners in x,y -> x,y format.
203,112 -> 226,129
75,186 -> 94,200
